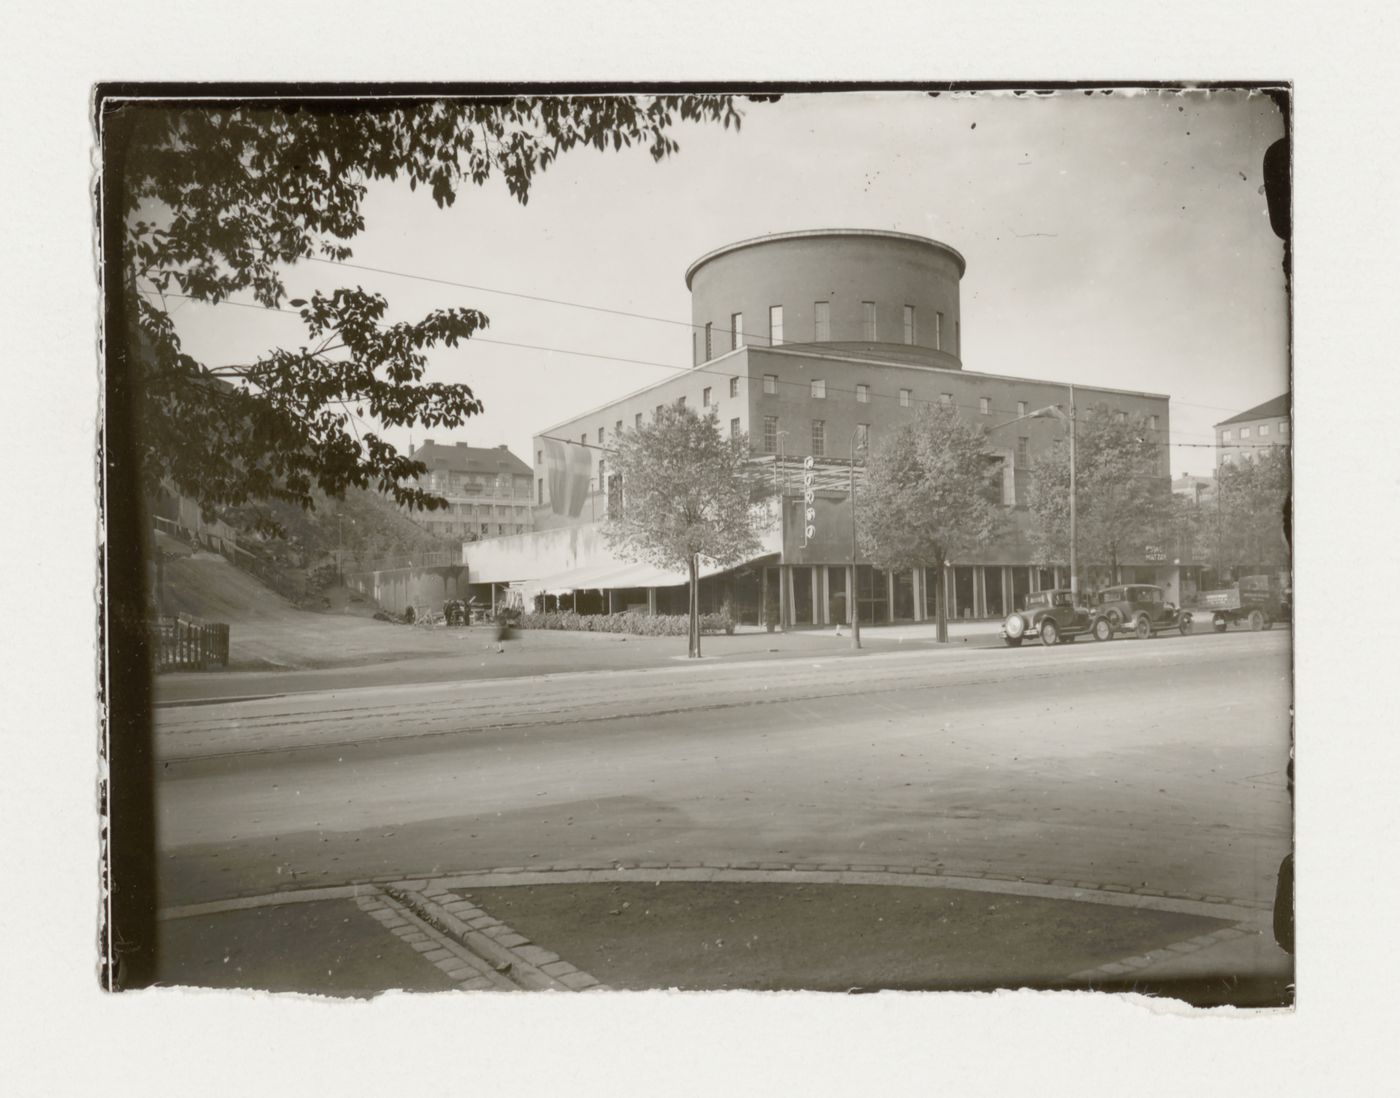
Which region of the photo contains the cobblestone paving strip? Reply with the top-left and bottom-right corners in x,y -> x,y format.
356,888 -> 515,991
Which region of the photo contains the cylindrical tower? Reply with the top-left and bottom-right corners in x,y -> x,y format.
685,229 -> 966,369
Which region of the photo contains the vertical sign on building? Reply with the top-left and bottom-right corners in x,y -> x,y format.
802,455 -> 816,548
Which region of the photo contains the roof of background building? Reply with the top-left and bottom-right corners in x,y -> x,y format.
412,440 -> 532,477
1215,392 -> 1290,427
684,228 -> 968,288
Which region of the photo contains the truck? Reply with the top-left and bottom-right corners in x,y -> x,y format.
1194,574 -> 1285,632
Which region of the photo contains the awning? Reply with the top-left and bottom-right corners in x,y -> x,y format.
526,552 -> 776,595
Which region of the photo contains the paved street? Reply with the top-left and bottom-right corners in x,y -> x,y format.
153,629 -> 1292,997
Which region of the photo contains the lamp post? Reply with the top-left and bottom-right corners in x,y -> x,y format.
849,427 -> 865,649
987,385 -> 1078,596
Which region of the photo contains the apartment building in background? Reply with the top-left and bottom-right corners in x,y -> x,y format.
406,440 -> 534,540
1215,393 -> 1290,469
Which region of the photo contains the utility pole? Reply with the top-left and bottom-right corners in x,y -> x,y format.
1068,383 -> 1078,597
849,432 -> 862,650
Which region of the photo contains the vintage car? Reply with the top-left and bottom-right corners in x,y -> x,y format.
1095,584 -> 1193,639
1001,589 -> 1113,647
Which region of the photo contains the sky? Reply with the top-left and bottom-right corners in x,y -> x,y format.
168,89 -> 1289,480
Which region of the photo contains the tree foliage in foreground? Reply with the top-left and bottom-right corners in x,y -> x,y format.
108,96 -> 745,530
857,403 -> 1006,643
1026,402 -> 1172,584
602,406 -> 765,658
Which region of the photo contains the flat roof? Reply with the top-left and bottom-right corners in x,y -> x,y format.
684,228 -> 968,289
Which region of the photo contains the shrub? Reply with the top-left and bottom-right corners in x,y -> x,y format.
512,610 -> 735,637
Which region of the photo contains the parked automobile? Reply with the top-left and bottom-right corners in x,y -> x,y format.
1095,584 -> 1193,639
1001,589 -> 1113,647
1195,574 -> 1284,632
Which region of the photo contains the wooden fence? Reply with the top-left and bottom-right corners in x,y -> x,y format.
151,615 -> 230,672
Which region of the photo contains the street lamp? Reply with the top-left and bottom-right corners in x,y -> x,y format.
848,427 -> 865,649
987,384 -> 1079,596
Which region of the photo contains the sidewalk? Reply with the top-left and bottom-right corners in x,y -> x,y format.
154,868 -> 1291,1006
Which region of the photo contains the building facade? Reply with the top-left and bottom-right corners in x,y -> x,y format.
1215,393 -> 1290,469
471,230 -> 1179,623
407,440 -> 534,541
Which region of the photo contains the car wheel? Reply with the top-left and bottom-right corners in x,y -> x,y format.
1179,617 -> 1193,636
1249,609 -> 1264,631
1004,636 -> 1023,648
1213,615 -> 1228,633
1134,615 -> 1151,640
1039,619 -> 1059,647
1093,617 -> 1113,642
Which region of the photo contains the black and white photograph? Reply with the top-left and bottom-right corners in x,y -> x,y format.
97,84 -> 1295,1007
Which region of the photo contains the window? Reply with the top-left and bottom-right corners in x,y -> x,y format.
899,388 -> 912,408
764,415 -> 779,453
598,459 -> 605,492
703,386 -> 712,407
811,378 -> 826,399
1148,414 -> 1159,430
729,376 -> 739,399
536,449 -> 542,465
763,374 -> 778,395
856,383 -> 869,404
677,396 -> 686,410
811,419 -> 826,456
537,478 -> 543,504
1279,420 -> 1289,436
1017,401 -> 1028,417
655,404 -> 663,420
730,312 -> 744,350
1240,426 -> 1251,439
1223,429 -> 1233,442
597,426 -> 604,444
769,305 -> 784,346
635,412 -> 643,428
730,417 -> 740,438
704,322 -> 712,360
1016,437 -> 1029,468
940,393 -> 952,405
935,311 -> 944,350
903,305 -> 915,344
979,397 -> 991,415
856,423 -> 870,452
862,301 -> 877,341
581,433 -> 587,446
814,301 -> 830,342
1258,422 -> 1270,437
615,419 -> 623,436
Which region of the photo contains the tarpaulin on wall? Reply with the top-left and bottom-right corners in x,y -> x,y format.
543,437 -> 593,517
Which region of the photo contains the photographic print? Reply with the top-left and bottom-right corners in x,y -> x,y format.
97,84 -> 1293,1006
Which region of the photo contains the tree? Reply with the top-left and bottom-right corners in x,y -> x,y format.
1202,448 -> 1291,578
602,406 -> 765,657
106,95 -> 745,530
1026,402 -> 1172,588
857,402 -> 1006,643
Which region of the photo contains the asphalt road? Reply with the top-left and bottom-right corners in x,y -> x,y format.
155,630 -> 1292,911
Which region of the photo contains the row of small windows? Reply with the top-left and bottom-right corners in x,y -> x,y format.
1221,420 -> 1289,442
698,304 -> 947,362
762,415 -> 869,458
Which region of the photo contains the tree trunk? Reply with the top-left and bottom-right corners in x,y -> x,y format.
688,553 -> 700,658
935,557 -> 949,643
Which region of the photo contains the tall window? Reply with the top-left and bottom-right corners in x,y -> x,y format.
615,419 -> 623,436
1258,422 -> 1270,436
1016,437 -> 1029,468
763,374 -> 778,395
537,478 -> 543,504
730,417 -> 740,438
581,432 -> 587,445
598,459 -> 605,492
979,397 -> 990,415
899,388 -> 912,408
730,312 -> 744,350
862,301 -> 877,340
1223,429 -> 1233,442
769,305 -> 784,346
935,311 -> 944,350
635,412 -> 643,428
655,404 -> 663,420
677,396 -> 687,410
811,378 -> 826,399
814,301 -> 830,342
729,376 -> 739,398
597,426 -> 604,444
704,322 -> 712,360
703,386 -> 712,407
856,423 -> 870,452
811,419 -> 826,456
1148,414 -> 1159,430
536,449 -> 542,464
856,383 -> 869,404
1017,401 -> 1027,417
1239,426 -> 1251,439
903,305 -> 915,345
764,415 -> 779,453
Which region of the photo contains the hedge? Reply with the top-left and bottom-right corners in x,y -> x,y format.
516,610 -> 734,636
